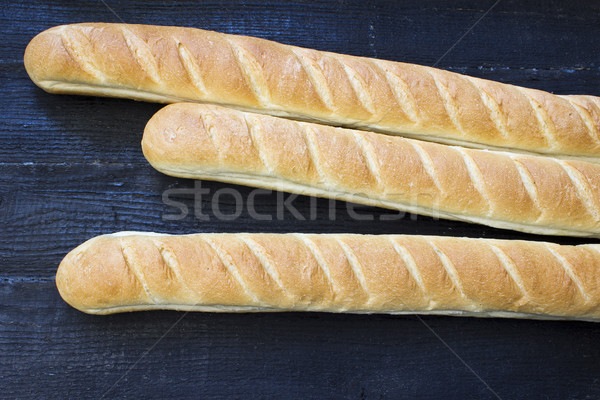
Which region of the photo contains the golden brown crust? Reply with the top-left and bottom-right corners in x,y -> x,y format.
141,103 -> 600,237
24,23 -> 600,160
55,232 -> 600,320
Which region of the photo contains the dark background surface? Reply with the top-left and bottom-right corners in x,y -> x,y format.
2,1 -> 600,398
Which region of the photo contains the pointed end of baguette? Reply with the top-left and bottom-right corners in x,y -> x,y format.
142,102 -> 219,177
24,25 -> 69,92
24,28 -> 52,88
142,103 -> 177,173
55,235 -> 146,314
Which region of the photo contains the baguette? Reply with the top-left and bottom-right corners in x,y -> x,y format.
142,103 -> 600,238
24,23 -> 600,161
56,231 -> 600,321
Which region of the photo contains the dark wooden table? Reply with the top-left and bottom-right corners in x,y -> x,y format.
3,1 -> 600,398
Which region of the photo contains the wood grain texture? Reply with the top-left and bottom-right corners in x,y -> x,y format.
3,0 -> 600,398
1,281 -> 600,399
8,162 -> 586,280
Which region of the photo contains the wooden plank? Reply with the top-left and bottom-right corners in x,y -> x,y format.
5,0 -> 600,68
2,162 -> 597,279
1,280 -> 600,399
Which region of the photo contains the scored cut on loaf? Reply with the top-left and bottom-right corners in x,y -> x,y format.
142,103 -> 600,238
24,23 -> 600,161
56,231 -> 600,321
